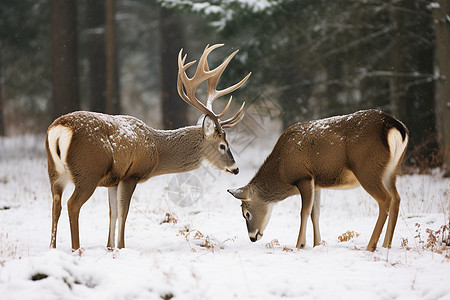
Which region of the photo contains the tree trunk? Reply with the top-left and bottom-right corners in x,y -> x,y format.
324,58 -> 343,116
432,0 -> 450,176
87,0 -> 106,113
51,0 -> 79,120
105,0 -> 120,114
406,2 -> 437,169
0,48 -> 4,136
390,2 -> 437,169
159,7 -> 188,129
389,5 -> 408,123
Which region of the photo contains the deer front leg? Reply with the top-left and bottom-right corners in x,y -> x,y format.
296,179 -> 315,249
311,189 -> 321,247
107,186 -> 118,249
117,179 -> 138,249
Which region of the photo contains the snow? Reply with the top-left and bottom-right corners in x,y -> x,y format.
429,2 -> 440,9
159,0 -> 279,30
0,133 -> 449,300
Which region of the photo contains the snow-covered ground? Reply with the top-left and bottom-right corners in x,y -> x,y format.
0,131 -> 449,300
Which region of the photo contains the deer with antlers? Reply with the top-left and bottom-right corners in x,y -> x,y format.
228,109 -> 409,251
46,44 -> 251,250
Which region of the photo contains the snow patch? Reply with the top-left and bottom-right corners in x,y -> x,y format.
0,134 -> 448,299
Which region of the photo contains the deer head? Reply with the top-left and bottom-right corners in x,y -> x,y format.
228,187 -> 274,241
178,44 -> 251,174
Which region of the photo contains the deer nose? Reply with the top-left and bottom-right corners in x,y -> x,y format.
226,163 -> 239,175
249,231 -> 262,242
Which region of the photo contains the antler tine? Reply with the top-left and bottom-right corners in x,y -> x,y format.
217,96 -> 233,118
178,46 -> 219,104
204,47 -> 252,106
177,49 -> 200,108
197,44 -> 224,78
205,49 -> 238,106
177,47 -> 222,129
177,49 -> 211,116
221,113 -> 245,129
220,101 -> 246,128
206,70 -> 251,118
177,44 -> 250,132
177,72 -> 217,125
215,71 -> 252,101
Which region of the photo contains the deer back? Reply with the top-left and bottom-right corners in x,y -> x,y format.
46,111 -> 158,187
272,109 -> 408,189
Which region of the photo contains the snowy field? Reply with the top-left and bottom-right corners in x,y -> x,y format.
0,131 -> 449,300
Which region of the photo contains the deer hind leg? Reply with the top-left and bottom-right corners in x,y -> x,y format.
357,174 -> 392,252
117,179 -> 138,249
107,186 -> 118,249
311,189 -> 322,247
50,180 -> 67,248
296,179 -> 315,249
382,176 -> 401,248
67,183 -> 97,251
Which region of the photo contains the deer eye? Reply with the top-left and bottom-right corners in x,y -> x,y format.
245,211 -> 252,221
219,144 -> 226,151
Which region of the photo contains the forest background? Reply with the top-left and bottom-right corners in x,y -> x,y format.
0,0 -> 449,175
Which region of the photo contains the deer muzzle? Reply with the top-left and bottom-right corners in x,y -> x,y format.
226,163 -> 239,175
249,231 -> 262,242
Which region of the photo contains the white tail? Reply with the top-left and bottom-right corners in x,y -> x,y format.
228,109 -> 409,251
47,44 -> 251,251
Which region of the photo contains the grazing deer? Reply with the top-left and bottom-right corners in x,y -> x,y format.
46,44 -> 251,251
228,109 -> 409,251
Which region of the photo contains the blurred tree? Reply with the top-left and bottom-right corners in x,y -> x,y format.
106,0 -> 121,114
159,6 -> 187,129
162,0 -> 440,168
389,4 -> 408,123
0,51 -> 4,136
111,0 -> 161,123
0,0 -> 444,173
86,0 -> 107,113
387,1 -> 436,167
432,0 -> 450,176
0,0 -> 50,134
51,0 -> 79,119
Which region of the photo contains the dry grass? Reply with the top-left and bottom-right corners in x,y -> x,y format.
265,239 -> 280,252
337,231 -> 360,242
264,239 -> 295,253
282,246 -> 294,252
160,212 -> 178,225
424,225 -> 447,252
401,222 -> 450,258
178,228 -> 220,253
0,233 -> 20,261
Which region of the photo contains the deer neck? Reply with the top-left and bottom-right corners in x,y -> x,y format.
250,152 -> 297,202
152,126 -> 204,176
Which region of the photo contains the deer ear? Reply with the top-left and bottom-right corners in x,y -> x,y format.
202,115 -> 216,137
227,188 -> 249,200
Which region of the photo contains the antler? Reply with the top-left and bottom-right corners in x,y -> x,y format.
177,44 -> 251,132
